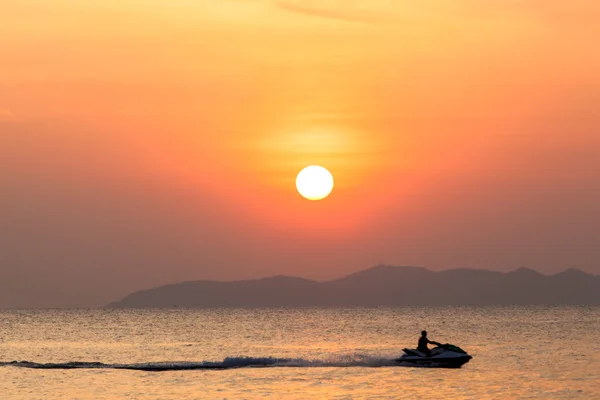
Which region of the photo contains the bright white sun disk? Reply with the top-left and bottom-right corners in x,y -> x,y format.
296,165 -> 334,200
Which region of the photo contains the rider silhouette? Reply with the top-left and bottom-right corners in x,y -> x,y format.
418,330 -> 440,356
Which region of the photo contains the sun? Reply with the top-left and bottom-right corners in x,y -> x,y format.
296,165 -> 334,200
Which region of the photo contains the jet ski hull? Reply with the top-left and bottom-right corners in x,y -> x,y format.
395,344 -> 472,368
394,354 -> 472,368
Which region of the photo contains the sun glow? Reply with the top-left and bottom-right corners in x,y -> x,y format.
296,166 -> 334,200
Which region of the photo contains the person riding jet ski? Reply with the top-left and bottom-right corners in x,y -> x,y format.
418,330 -> 441,356
396,333 -> 473,368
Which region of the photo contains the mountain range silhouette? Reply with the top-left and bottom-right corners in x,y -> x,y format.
107,265 -> 600,308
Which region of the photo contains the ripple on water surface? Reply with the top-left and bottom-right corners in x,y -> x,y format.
0,307 -> 599,399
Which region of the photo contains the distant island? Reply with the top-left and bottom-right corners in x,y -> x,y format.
106,265 -> 600,308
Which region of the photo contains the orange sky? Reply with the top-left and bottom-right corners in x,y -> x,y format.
1,0 -> 600,307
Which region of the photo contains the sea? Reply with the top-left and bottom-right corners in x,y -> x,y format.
1,307 -> 599,399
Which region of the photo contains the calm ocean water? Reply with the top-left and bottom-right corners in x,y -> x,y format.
1,307 -> 599,399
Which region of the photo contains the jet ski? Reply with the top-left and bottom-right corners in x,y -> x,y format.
395,343 -> 472,368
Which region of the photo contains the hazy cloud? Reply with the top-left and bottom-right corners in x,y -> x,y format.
277,0 -> 397,23
0,108 -> 15,121
277,0 -> 600,27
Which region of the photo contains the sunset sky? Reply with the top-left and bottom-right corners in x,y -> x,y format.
2,0 -> 600,307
